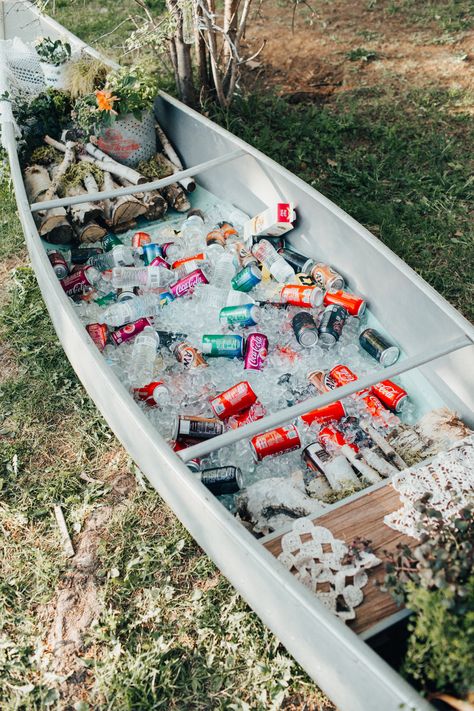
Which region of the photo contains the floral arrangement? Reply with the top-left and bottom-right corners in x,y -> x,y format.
35,37 -> 71,66
73,65 -> 159,136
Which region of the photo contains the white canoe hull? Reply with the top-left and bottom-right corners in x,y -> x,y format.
1,2 -> 473,710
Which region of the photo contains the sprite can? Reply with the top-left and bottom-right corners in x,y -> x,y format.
231,264 -> 262,292
102,234 -> 123,252
219,304 -> 260,328
202,334 -> 245,358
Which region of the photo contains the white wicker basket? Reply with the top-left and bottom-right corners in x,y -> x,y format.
97,110 -> 157,168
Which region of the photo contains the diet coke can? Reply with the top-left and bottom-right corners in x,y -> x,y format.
210,381 -> 257,420
280,284 -> 323,308
244,332 -> 269,371
170,268 -> 209,298
371,380 -> 408,412
251,424 -> 301,461
323,290 -> 366,317
174,341 -> 208,368
319,425 -> 358,453
300,400 -> 346,426
110,318 -> 151,346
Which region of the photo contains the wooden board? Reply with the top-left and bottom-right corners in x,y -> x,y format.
264,485 -> 417,635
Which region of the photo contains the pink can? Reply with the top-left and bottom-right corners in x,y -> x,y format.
111,318 -> 151,346
150,255 -> 171,269
244,332 -> 268,371
170,268 -> 209,298
61,266 -> 96,297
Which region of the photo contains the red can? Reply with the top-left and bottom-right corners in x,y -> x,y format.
371,380 -> 408,412
251,424 -> 301,461
244,333 -> 269,371
323,290 -> 366,317
86,322 -> 109,351
133,381 -> 169,407
229,401 -> 267,429
300,400 -> 346,426
110,318 -> 151,346
280,284 -> 324,308
132,231 -> 152,248
358,389 -> 389,419
210,381 -> 257,420
150,255 -> 171,269
319,424 -> 358,453
326,364 -> 358,389
170,268 -> 209,298
61,266 -> 97,297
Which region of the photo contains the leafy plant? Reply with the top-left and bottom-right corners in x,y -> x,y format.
65,55 -> 109,98
35,36 -> 71,66
346,47 -> 379,62
13,88 -> 73,158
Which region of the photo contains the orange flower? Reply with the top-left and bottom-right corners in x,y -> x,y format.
95,90 -> 118,113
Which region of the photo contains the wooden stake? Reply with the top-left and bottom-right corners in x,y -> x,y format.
53,505 -> 75,558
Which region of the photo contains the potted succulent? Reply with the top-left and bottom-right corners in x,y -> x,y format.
35,37 -> 71,89
73,65 -> 159,168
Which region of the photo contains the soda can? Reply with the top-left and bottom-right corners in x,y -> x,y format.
295,273 -> 315,286
206,227 -> 226,247
359,328 -> 400,367
160,291 -> 175,306
141,243 -> 164,266
234,242 -> 258,268
323,290 -> 366,317
202,334 -> 244,358
47,250 -> 69,279
70,247 -> 103,265
172,441 -> 201,472
319,424 -> 358,453
301,444 -> 333,497
172,253 -> 205,270
61,266 -> 97,297
161,242 -> 178,260
117,289 -> 137,303
219,222 -> 239,241
86,322 -> 109,351
150,255 -> 171,269
200,466 -> 243,495
219,304 -> 260,328
110,318 -> 151,346
308,262 -> 345,291
358,389 -> 390,419
132,231 -> 152,248
231,264 -> 262,292
307,369 -> 329,393
157,330 -> 188,348
170,268 -> 209,298
278,247 -> 312,273
251,424 -> 301,461
102,234 -> 123,252
327,364 -> 358,389
371,380 -> 408,412
244,332 -> 268,371
210,381 -> 257,420
173,415 -> 224,444
94,291 -> 116,307
229,401 -> 267,429
292,312 -> 319,347
133,381 -> 169,407
173,341 -> 208,368
318,305 -> 347,347
300,400 -> 346,426
280,284 -> 323,308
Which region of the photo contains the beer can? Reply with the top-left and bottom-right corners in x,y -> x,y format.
210,381 -> 257,420
327,364 -> 358,389
202,334 -> 244,358
278,248 -> 312,273
292,312 -> 319,347
170,269 -> 209,298
308,262 -> 345,291
300,400 -> 346,426
149,255 -> 171,269
280,284 -> 323,308
132,231 -> 152,248
173,341 -> 208,368
318,305 -> 347,347
110,318 -> 151,346
86,322 -> 109,351
47,250 -> 69,279
359,328 -> 400,367
173,415 -> 224,444
206,227 -> 226,247
251,424 -> 301,461
244,332 -> 268,371
323,290 -> 366,317
70,247 -> 103,265
219,304 -> 260,328
231,264 -> 262,292
295,273 -> 315,286
301,444 -> 333,496
102,234 -> 123,252
371,380 -> 408,412
200,466 -> 243,495
134,380 -> 169,407
319,424 -> 358,453
141,243 -> 163,266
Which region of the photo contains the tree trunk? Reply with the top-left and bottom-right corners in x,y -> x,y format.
223,0 -> 239,63
166,0 -> 196,106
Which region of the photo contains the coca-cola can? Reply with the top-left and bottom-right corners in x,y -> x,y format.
47,250 -> 69,279
318,305 -> 347,347
173,341 -> 208,368
110,318 -> 151,346
323,290 -> 366,317
319,424 -> 358,453
173,415 -> 224,444
300,400 -> 346,426
60,266 -> 96,297
170,268 -> 209,298
358,389 -> 389,419
210,381 -> 257,420
244,332 -> 268,371
327,364 -> 358,389
251,424 -> 301,461
86,323 -> 109,351
228,401 -> 267,429
133,381 -> 169,407
371,380 -> 408,412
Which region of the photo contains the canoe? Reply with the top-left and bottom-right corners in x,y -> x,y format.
1,2 -> 473,710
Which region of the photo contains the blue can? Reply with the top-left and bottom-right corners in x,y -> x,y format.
231,264 -> 262,292
201,334 -> 244,358
160,291 -> 175,306
141,243 -> 163,265
219,304 -> 260,328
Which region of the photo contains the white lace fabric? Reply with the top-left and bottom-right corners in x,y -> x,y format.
278,518 -> 380,622
385,435 -> 474,540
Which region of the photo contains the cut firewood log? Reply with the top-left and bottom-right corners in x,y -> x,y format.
85,142 -> 147,185
160,182 -> 191,212
102,172 -> 147,231
116,176 -> 167,221
73,220 -> 107,244
155,123 -> 196,192
24,165 -> 73,244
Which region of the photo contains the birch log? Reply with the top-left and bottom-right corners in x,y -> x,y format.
102,172 -> 147,232
155,123 -> 196,192
44,141 -> 76,201
24,165 -> 73,244
85,142 -> 147,185
116,176 -> 167,221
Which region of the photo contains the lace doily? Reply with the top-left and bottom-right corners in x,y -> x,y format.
385,435 -> 474,539
277,518 -> 380,622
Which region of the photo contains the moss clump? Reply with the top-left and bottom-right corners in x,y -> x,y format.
29,146 -> 63,166
137,154 -> 173,180
57,162 -> 104,197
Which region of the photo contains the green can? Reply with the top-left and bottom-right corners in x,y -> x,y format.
102,234 -> 123,252
201,334 -> 244,358
219,304 -> 260,328
231,264 -> 262,292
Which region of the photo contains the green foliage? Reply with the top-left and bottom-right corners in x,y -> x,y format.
13,88 -> 73,158
346,47 -> 379,62
107,65 -> 160,117
35,36 -> 71,66
65,55 -> 109,98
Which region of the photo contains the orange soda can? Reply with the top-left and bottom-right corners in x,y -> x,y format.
132,231 -> 152,248
323,290 -> 366,317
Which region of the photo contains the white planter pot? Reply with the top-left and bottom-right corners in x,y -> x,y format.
97,110 -> 157,168
40,61 -> 67,89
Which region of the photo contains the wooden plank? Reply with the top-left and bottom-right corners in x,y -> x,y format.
264,484 -> 417,635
